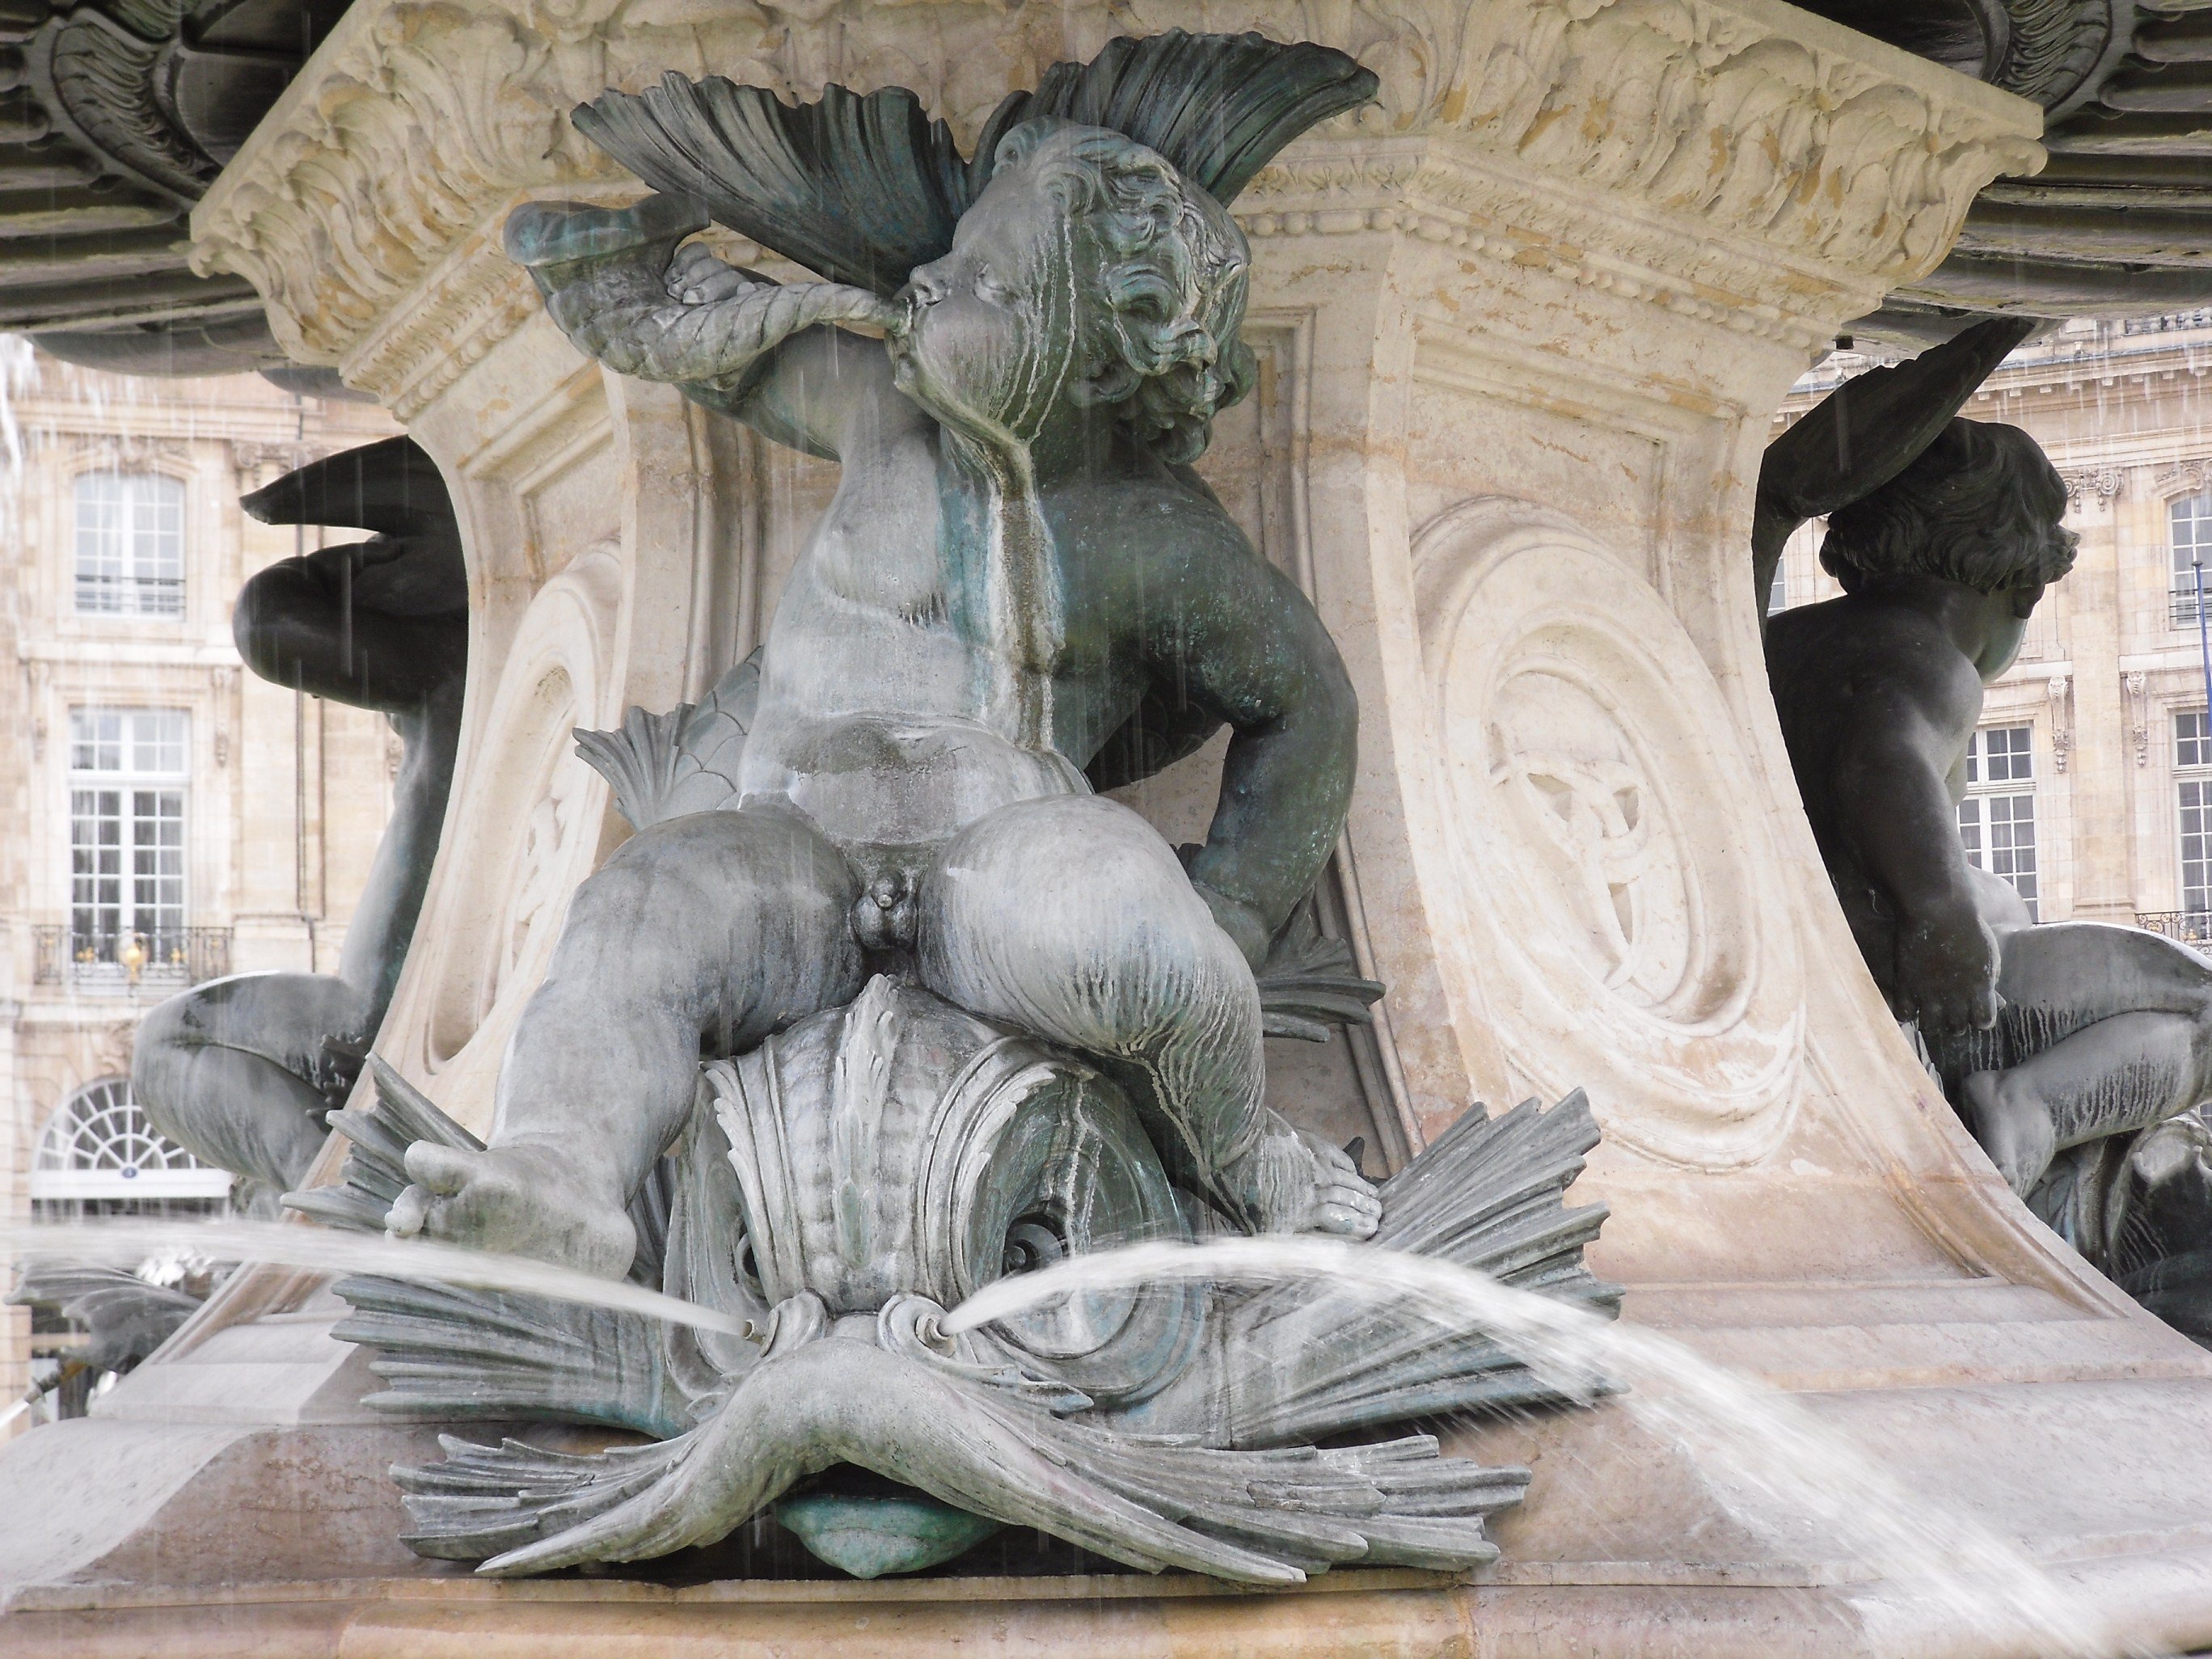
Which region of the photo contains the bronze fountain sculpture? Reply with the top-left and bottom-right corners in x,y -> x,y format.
259,32 -> 1621,1583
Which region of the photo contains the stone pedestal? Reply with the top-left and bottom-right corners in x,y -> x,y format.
16,2 -> 2212,1654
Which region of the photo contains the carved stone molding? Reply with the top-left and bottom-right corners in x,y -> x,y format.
399,541 -> 619,1117
2061,464 -> 2123,504
2128,669 -> 2151,766
24,660 -> 49,762
2048,672 -> 2073,772
72,433 -> 189,473
228,439 -> 319,479
209,665 -> 237,766
2157,459 -> 2212,501
1412,496 -> 1805,1169
190,0 -> 2041,389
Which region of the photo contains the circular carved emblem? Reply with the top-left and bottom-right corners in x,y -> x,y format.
1419,500 -> 1804,1167
420,548 -> 621,1072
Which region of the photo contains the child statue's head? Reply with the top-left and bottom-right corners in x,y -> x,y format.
892,118 -> 1255,464
1819,418 -> 2079,602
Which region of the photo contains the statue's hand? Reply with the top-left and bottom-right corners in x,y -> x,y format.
504,193 -> 709,272
1222,1114 -> 1382,1238
1895,911 -> 2001,1036
665,242 -> 764,306
388,1141 -> 636,1279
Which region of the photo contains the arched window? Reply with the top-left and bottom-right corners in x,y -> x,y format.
29,1078 -> 230,1209
74,471 -> 184,618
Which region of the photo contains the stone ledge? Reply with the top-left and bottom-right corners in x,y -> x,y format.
188,0 -> 2041,386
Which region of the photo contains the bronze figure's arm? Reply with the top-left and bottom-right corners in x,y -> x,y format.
1754,317 -> 2033,616
1146,509 -> 1357,968
504,195 -> 905,461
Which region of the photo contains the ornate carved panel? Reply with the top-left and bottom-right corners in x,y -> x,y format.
1416,497 -> 1805,1167
413,542 -> 619,1080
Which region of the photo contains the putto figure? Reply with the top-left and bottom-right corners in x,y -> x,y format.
388,39 -> 1385,1275
304,36 -> 1622,1585
1765,338 -> 2212,1266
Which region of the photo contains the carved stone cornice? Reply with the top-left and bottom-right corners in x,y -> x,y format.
2060,462 -> 2123,503
70,432 -> 190,472
190,0 -> 2041,390
2156,459 -> 2212,501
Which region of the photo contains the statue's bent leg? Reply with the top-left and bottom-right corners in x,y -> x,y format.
395,806 -> 864,1275
134,972 -> 369,1198
915,794 -> 1376,1236
1960,922 -> 2212,1195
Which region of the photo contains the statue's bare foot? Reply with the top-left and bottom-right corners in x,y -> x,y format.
1960,1070 -> 2056,1197
1223,1114 -> 1382,1238
388,1141 -> 636,1278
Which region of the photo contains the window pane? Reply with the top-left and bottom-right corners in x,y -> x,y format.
67,709 -> 188,943
1987,793 -> 2039,918
2186,779 -> 2212,915
2177,495 -> 2212,584
1959,796 -> 1984,865
1986,724 -> 2033,783
74,472 -> 184,618
1961,790 -> 2039,921
2180,710 -> 2212,770
68,708 -> 120,773
70,787 -> 121,941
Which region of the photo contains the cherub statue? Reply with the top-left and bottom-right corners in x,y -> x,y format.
1763,342 -> 2212,1258
135,437 -> 466,1203
388,35 -> 1385,1274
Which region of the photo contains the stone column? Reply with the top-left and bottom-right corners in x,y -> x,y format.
16,2 -> 2212,1650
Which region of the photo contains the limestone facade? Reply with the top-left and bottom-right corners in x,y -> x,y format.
1775,314 -> 2212,936
0,361 -> 397,1408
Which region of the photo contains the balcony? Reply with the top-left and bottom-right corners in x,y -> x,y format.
72,573 -> 184,618
32,926 -> 232,993
2138,912 -> 2212,947
2173,588 -> 2211,628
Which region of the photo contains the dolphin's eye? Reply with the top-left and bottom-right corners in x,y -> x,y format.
1001,1214 -> 1066,1277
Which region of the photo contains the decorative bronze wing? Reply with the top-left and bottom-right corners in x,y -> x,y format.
572,30 -> 1378,297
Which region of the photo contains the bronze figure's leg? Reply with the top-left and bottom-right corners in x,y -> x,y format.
916,794 -> 1377,1236
134,972 -> 369,1197
393,806 -> 865,1275
1961,924 -> 2212,1195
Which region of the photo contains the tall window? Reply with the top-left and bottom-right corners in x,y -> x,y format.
70,708 -> 187,962
1959,724 -> 2040,920
74,471 -> 184,617
2175,495 -> 2212,626
2180,711 -> 2212,916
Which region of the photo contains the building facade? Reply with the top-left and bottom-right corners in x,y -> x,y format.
1774,314 -> 2212,941
0,355 -> 397,1407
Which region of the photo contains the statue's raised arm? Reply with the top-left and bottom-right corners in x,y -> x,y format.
505,194 -> 901,458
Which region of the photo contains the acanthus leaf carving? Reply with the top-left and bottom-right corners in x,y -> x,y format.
191,0 -> 2041,395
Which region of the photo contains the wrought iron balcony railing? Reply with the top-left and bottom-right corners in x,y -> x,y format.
2172,588 -> 2210,627
72,573 -> 184,617
2136,911 -> 2212,946
32,926 -> 231,990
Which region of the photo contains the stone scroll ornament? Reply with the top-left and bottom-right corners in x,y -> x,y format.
290,32 -> 1620,1581
1762,326 -> 2212,1342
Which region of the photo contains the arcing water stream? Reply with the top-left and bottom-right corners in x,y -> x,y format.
2,1218 -> 747,1336
949,1236 -> 2146,1659
2,1218 -> 2154,1655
